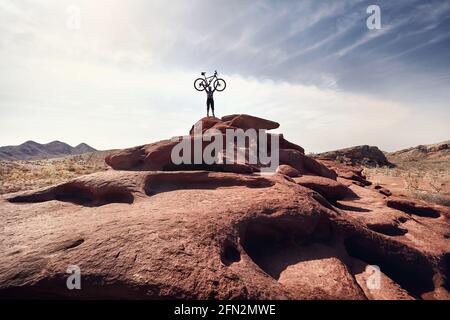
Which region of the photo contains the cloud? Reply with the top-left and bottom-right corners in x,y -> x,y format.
0,0 -> 449,151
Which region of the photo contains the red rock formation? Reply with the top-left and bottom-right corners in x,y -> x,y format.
0,114 -> 448,300
276,164 -> 300,177
293,175 -> 355,201
314,145 -> 393,167
317,159 -> 371,186
106,114 -> 334,179
222,114 -> 280,131
386,197 -> 448,218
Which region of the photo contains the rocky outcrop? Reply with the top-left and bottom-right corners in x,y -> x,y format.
106,114 -> 332,178
374,185 -> 392,197
0,114 -> 448,300
276,164 -> 300,177
387,140 -> 450,161
279,149 -> 337,180
316,159 -> 371,186
2,169 -> 448,300
315,145 -> 393,167
386,197 -> 448,218
293,175 -> 355,201
221,114 -> 280,131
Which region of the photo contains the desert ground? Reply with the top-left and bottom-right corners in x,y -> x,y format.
0,151 -> 112,195
2,144 -> 448,208
364,152 -> 450,207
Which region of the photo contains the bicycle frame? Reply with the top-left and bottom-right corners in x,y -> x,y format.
194,70 -> 226,92
201,71 -> 218,87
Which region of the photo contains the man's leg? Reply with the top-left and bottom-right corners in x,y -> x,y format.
206,99 -> 210,117
211,99 -> 215,117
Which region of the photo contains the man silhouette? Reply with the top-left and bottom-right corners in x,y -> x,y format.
204,85 -> 216,117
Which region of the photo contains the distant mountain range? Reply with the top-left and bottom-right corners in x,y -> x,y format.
0,141 -> 97,161
312,140 -> 449,166
387,140 -> 450,161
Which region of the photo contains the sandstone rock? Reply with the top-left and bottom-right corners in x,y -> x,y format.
105,138 -> 180,171
104,144 -> 146,170
386,197 -> 447,218
2,169 -> 448,299
374,185 -> 392,197
189,117 -> 223,135
276,134 -> 305,154
303,154 -> 338,180
351,259 -> 414,300
221,114 -> 279,131
1,115 -> 449,301
293,175 -> 354,201
315,145 -> 393,167
317,159 -> 371,186
276,165 -> 300,177
105,114 -> 336,179
210,123 -> 238,134
278,149 -> 306,173
333,180 -> 450,299
388,140 -> 450,161
279,149 -> 337,180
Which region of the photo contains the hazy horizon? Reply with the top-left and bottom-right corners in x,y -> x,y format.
2,128 -> 450,154
1,0 -> 449,153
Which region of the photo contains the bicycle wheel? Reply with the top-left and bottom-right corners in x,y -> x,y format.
194,78 -> 207,91
213,78 -> 226,92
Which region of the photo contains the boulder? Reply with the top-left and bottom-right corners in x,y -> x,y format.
276,164 -> 301,177
386,197 -> 445,218
221,114 -> 279,131
374,185 -> 392,197
105,138 -> 178,171
316,159 -> 371,186
278,134 -> 305,154
315,145 -> 393,167
293,175 -> 354,201
279,149 -> 337,180
189,117 -> 223,135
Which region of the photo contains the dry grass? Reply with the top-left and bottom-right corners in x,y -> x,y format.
363,156 -> 450,207
0,152 -> 112,195
411,191 -> 450,207
2,148 -> 449,208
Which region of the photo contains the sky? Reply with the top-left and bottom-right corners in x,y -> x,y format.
0,0 -> 449,153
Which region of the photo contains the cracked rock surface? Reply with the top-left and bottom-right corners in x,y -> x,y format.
0,115 -> 448,299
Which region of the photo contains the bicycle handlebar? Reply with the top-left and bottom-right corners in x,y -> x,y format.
201,70 -> 219,77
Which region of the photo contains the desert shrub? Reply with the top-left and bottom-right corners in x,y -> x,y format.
404,171 -> 420,191
0,153 -> 109,195
412,191 -> 450,207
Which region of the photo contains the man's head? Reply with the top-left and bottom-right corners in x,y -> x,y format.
208,86 -> 212,91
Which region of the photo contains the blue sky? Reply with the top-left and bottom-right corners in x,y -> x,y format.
0,0 -> 449,152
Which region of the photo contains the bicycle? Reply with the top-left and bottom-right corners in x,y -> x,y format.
194,70 -> 227,92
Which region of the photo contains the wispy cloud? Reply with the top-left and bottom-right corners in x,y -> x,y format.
0,0 -> 449,151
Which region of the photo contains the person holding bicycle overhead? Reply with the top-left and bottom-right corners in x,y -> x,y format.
194,71 -> 227,118
204,84 -> 216,117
